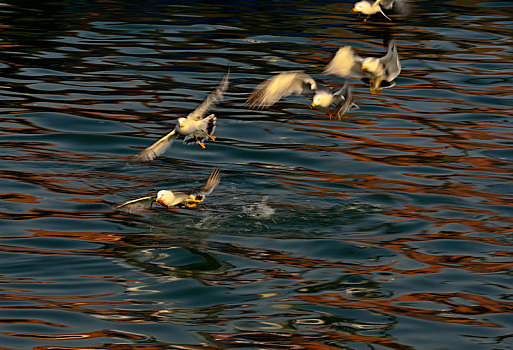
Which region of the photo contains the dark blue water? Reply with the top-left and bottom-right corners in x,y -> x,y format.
0,0 -> 512,349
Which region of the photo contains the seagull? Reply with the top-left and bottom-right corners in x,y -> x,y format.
310,82 -> 358,120
116,168 -> 221,212
245,71 -> 357,119
129,71 -> 229,163
324,40 -> 401,95
352,0 -> 409,22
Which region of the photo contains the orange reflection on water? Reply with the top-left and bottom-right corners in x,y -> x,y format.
296,291 -> 505,328
0,192 -> 39,204
27,229 -> 123,243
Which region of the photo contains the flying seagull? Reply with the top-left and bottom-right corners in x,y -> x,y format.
116,168 -> 221,212
130,71 -> 229,163
352,0 -> 409,22
245,71 -> 357,119
324,40 -> 401,95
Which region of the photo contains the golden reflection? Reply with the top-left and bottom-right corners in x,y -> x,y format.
0,192 -> 39,204
26,229 -> 122,243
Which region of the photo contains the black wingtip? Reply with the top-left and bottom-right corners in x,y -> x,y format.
206,115 -> 216,135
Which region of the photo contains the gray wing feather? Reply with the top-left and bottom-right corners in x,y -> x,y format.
245,71 -> 316,108
129,129 -> 177,163
379,0 -> 395,9
187,71 -> 229,122
380,0 -> 409,14
324,47 -> 364,79
380,40 -> 401,81
189,168 -> 221,204
334,83 -> 357,117
198,168 -> 221,195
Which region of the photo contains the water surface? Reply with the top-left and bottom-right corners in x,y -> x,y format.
0,0 -> 513,349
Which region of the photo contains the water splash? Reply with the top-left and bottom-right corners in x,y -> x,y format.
241,196 -> 276,219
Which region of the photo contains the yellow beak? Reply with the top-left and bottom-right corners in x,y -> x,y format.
352,8 -> 358,13
310,102 -> 316,108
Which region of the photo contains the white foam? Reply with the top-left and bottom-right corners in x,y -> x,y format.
242,197 -> 275,219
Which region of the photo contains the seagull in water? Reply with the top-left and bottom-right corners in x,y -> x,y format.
245,71 -> 357,119
324,40 -> 401,95
129,71 -> 229,163
116,168 -> 221,212
352,0 -> 409,22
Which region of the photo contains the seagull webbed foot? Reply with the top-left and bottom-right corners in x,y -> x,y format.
202,129 -> 216,141
194,136 -> 206,149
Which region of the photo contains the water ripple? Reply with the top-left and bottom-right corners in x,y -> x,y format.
0,0 -> 512,349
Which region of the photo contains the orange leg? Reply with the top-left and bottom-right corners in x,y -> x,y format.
202,129 -> 216,141
194,135 -> 206,149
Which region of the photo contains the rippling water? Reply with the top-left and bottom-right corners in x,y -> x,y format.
1,0 -> 513,349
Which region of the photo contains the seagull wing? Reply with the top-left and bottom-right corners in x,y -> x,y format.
324,46 -> 364,80
245,71 -> 317,108
378,0 -> 394,9
380,0 -> 409,14
186,70 -> 230,122
129,129 -> 177,163
334,83 -> 357,117
189,168 -> 221,203
116,195 -> 156,212
380,40 -> 401,82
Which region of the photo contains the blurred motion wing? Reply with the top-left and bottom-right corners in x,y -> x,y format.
381,0 -> 410,15
116,196 -> 156,212
380,40 -> 401,81
189,168 -> 221,203
324,47 -> 364,79
334,83 -> 357,117
246,71 -> 317,108
187,70 -> 230,122
129,129 -> 177,163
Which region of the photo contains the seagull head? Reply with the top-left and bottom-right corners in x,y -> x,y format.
311,90 -> 333,108
156,190 -> 175,207
361,57 -> 381,74
177,117 -> 187,129
352,1 -> 371,14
